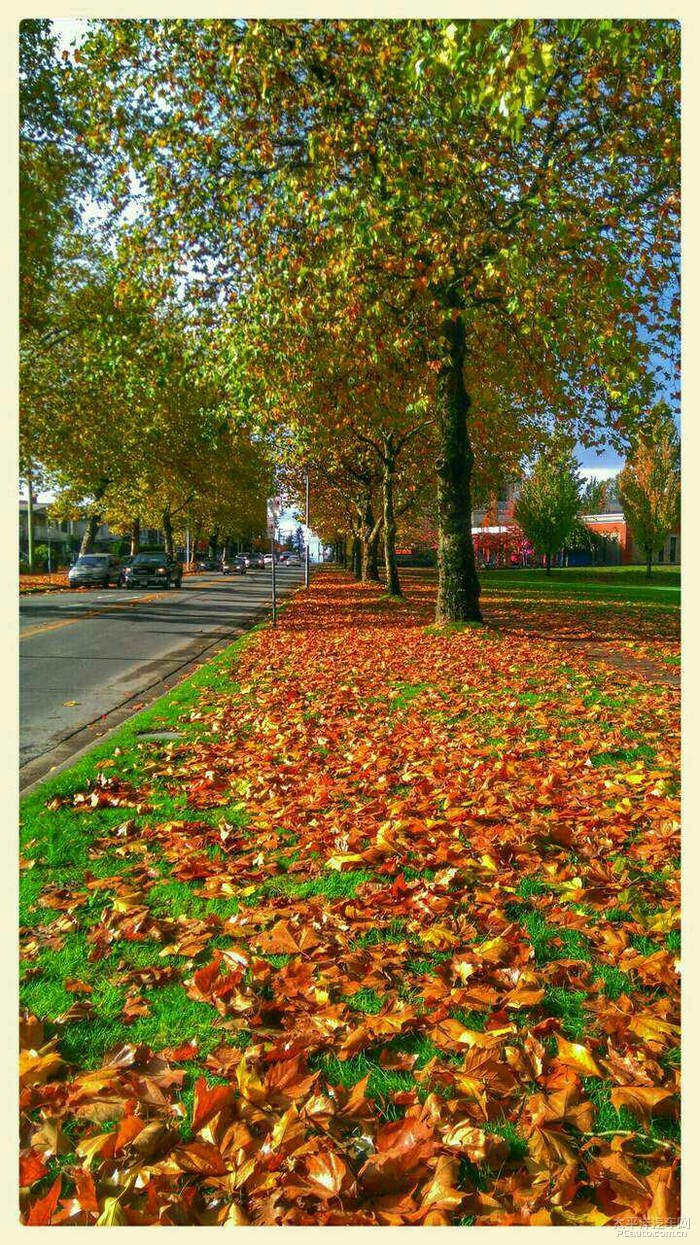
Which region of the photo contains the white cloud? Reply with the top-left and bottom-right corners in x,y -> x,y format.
579,466 -> 619,481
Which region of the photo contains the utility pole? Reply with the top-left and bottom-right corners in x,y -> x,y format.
26,464 -> 35,573
304,471 -> 310,590
269,498 -> 278,625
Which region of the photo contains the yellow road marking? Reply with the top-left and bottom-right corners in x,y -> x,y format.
21,592 -> 166,641
20,575 -> 242,642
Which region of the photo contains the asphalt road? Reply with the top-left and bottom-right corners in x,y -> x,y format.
19,566 -> 304,787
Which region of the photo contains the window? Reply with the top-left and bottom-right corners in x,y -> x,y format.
658,547 -> 664,563
669,536 -> 677,564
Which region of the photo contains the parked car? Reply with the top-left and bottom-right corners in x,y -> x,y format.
194,557 -> 220,572
122,552 -> 183,589
68,554 -> 122,589
221,554 -> 247,575
285,554 -> 302,566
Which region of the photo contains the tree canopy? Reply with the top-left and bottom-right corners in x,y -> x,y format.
20,19 -> 680,604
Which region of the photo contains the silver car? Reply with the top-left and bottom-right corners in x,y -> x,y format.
68,554 -> 121,589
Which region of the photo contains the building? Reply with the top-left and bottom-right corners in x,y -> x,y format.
19,501 -> 163,566
470,480 -> 680,568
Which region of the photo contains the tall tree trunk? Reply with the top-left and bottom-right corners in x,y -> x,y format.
361,498 -> 381,583
130,517 -> 140,557
78,479 -> 109,558
435,308 -> 482,623
545,552 -> 552,577
645,545 -> 652,579
366,531 -> 380,582
209,527 -> 219,560
382,436 -> 402,597
162,509 -> 174,560
351,535 -> 362,578
79,513 -> 100,557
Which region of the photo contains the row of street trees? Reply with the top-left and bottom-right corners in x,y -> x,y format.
19,21 -> 272,567
20,20 -> 679,608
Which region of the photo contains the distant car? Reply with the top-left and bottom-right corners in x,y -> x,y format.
221,555 -> 247,575
123,552 -> 183,589
194,558 -> 220,572
263,553 -> 274,566
251,553 -> 265,570
285,554 -> 302,567
68,554 -> 121,589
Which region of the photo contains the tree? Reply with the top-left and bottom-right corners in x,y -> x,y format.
69,19 -> 679,619
19,19 -> 86,336
20,19 -> 88,568
21,230 -> 271,559
617,422 -> 680,577
514,446 -> 583,574
579,476 -> 612,516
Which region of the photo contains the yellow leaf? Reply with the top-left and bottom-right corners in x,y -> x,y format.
644,908 -> 679,934
97,1197 -> 128,1226
549,877 -> 583,897
235,1056 -> 267,1104
479,854 -> 498,872
325,853 -> 364,871
555,1036 -> 603,1078
19,1048 -> 64,1088
419,923 -> 460,949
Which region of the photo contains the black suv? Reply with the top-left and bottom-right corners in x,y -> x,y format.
123,552 -> 183,589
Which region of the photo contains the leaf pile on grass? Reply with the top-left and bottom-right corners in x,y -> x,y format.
20,570 -> 680,1225
20,571 -> 71,594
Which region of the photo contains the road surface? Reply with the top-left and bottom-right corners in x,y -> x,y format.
20,567 -> 303,788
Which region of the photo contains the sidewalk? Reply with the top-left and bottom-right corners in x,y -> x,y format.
20,569 -> 680,1226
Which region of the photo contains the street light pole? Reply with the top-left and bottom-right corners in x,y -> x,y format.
269,498 -> 278,626
26,463 -> 35,573
304,471 -> 310,590
271,525 -> 277,625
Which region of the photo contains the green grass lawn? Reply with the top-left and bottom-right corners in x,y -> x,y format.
479,564 -> 680,603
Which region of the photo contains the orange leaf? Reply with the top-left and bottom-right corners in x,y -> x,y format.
191,1077 -> 236,1132
26,1176 -> 62,1225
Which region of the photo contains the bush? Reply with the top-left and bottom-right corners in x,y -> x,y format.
32,544 -> 51,569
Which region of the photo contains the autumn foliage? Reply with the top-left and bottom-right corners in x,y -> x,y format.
20,570 -> 679,1225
